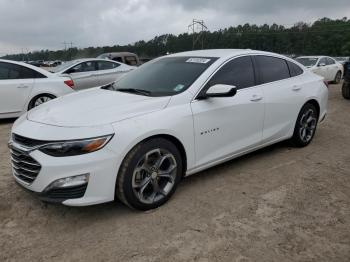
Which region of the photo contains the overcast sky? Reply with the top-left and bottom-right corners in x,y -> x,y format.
0,0 -> 349,55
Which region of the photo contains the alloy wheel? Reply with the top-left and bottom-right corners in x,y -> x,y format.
299,108 -> 317,143
132,148 -> 177,204
34,96 -> 53,107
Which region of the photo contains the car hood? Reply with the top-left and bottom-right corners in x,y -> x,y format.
27,88 -> 171,127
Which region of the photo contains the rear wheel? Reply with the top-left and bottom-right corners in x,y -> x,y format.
333,71 -> 341,84
116,138 -> 183,211
28,94 -> 55,110
291,103 -> 318,147
342,82 -> 350,99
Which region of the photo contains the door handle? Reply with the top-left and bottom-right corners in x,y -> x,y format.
292,85 -> 302,91
17,85 -> 29,88
250,94 -> 263,102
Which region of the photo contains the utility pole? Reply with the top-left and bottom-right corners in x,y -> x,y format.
62,41 -> 74,60
188,19 -> 208,50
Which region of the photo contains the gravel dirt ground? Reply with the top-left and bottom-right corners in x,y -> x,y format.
0,83 -> 349,262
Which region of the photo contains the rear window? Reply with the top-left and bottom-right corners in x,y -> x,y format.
0,62 -> 46,79
287,61 -> 303,77
255,56 -> 290,84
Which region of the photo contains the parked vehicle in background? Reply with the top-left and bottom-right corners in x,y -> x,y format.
97,52 -> 140,66
9,49 -> 328,210
51,58 -> 135,90
296,56 -> 343,84
342,61 -> 350,99
334,57 -> 349,65
0,59 -> 75,119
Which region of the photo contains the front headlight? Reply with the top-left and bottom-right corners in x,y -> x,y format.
39,135 -> 113,157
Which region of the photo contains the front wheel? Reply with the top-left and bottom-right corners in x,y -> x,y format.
28,94 -> 55,110
291,103 -> 318,147
116,138 -> 183,211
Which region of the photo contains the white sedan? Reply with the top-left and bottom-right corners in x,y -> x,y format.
52,58 -> 135,90
296,56 -> 343,84
9,49 -> 328,210
0,59 -> 75,119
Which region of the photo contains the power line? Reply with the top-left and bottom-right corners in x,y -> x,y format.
188,19 -> 208,49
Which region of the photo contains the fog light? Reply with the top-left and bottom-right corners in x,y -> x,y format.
45,174 -> 89,191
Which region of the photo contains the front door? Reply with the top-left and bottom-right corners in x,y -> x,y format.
191,56 -> 264,167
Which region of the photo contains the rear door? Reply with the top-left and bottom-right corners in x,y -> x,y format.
253,55 -> 303,143
65,61 -> 99,90
314,57 -> 328,80
326,57 -> 338,81
96,60 -> 126,85
0,62 -> 35,114
191,56 -> 264,166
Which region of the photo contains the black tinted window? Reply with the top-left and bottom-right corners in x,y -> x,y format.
98,61 -> 120,70
255,56 -> 290,84
0,62 -> 45,79
287,61 -> 303,77
207,56 -> 255,90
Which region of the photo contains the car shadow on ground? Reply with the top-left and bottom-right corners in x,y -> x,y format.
0,118 -> 16,125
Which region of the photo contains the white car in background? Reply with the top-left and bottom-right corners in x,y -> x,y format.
296,56 -> 343,84
52,58 -> 135,90
9,49 -> 328,210
0,59 -> 75,119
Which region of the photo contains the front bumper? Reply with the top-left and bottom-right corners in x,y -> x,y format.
9,117 -> 122,206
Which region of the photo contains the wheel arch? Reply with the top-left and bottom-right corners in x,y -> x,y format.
27,93 -> 57,110
305,99 -> 320,119
134,134 -> 188,176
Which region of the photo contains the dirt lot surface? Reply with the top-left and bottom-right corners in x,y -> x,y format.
0,83 -> 349,262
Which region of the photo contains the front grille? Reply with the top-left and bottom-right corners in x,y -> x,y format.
10,147 -> 41,184
40,184 -> 87,201
12,134 -> 49,148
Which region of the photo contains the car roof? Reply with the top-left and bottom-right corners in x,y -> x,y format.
69,58 -> 116,63
0,59 -> 53,77
167,49 -> 293,61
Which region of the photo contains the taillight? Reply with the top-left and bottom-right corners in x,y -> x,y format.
64,79 -> 74,89
323,80 -> 329,88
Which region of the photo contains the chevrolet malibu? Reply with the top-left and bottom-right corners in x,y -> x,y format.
9,49 -> 328,210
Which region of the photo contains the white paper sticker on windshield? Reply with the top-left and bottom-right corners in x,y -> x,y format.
186,58 -> 211,64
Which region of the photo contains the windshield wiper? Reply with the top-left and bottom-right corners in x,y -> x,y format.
115,88 -> 151,96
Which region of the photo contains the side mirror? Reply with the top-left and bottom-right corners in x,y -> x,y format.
318,63 -> 326,67
204,84 -> 237,98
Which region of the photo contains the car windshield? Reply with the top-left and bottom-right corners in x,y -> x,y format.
105,56 -> 218,97
50,60 -> 80,73
296,57 -> 318,67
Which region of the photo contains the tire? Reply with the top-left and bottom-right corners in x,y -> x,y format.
291,103 -> 319,147
116,138 -> 183,211
28,94 -> 55,110
342,82 -> 350,99
333,71 -> 341,84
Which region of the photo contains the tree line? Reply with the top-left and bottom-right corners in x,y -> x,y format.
2,17 -> 350,61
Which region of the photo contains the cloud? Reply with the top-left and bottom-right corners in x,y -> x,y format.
0,0 -> 349,54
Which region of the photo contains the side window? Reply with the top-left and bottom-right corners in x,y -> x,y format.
207,56 -> 255,90
69,61 -> 96,73
0,62 -> 44,79
0,62 -> 21,79
326,57 -> 335,65
287,61 -> 303,77
255,56 -> 290,84
125,56 -> 138,66
97,61 -> 120,70
112,57 -> 123,63
318,58 -> 327,66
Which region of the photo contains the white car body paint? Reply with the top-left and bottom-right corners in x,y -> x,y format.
9,49 -> 328,206
0,59 -> 75,119
296,56 -> 343,82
